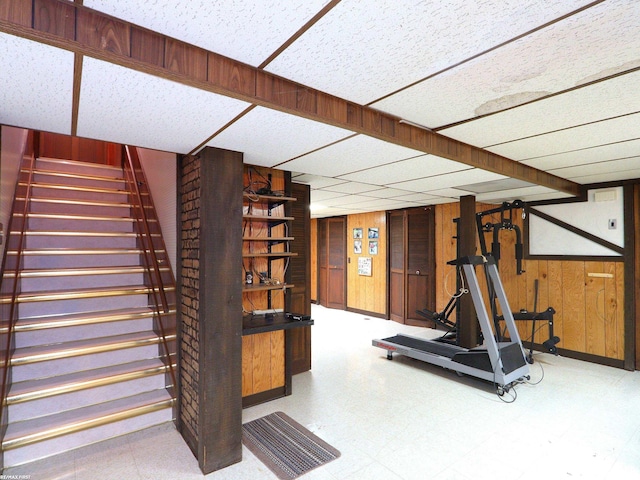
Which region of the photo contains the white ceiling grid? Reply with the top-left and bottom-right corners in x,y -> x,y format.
1,1 -> 639,218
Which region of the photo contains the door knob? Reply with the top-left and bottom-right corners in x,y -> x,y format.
416,270 -> 420,275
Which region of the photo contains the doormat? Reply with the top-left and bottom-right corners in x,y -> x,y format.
242,411 -> 341,479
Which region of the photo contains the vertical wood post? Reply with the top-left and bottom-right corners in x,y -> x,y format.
177,147 -> 243,474
457,195 -> 478,348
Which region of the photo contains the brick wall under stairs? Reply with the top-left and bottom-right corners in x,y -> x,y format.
1,157 -> 176,468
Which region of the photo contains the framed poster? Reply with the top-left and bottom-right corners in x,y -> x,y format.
358,256 -> 372,276
369,240 -> 378,255
368,227 -> 379,239
354,239 -> 362,254
353,228 -> 363,239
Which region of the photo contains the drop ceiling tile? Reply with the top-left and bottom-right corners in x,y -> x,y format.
441,69 -> 640,149
568,169 -> 640,184
550,156 -> 640,178
84,0 -> 332,67
488,113 -> 640,160
337,154 -> 468,185
279,135 -> 423,177
422,188 -> 476,198
310,190 -> 349,202
393,169 -> 506,194
207,107 -> 353,167
320,194 -> 373,207
475,185 -> 558,203
0,34 -> 74,134
321,182 -> 382,194
293,174 -> 348,189
346,198 -> 416,210
77,57 -> 249,153
361,188 -> 425,200
521,139 -> 640,171
389,192 -> 447,203
311,206 -> 367,218
372,0 -> 640,128
266,0 -> 592,104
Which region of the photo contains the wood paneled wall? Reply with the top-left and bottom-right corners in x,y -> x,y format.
38,132 -> 122,165
346,211 -> 387,315
435,202 -> 626,363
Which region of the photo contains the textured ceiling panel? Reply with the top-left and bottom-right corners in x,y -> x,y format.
77,58 -> 250,153
371,0 -> 640,129
569,168 -> 640,184
337,154 -> 469,184
279,135 -> 424,177
0,34 -> 74,135
318,182 -> 383,194
359,188 -> 427,200
440,69 -> 640,149
207,107 -> 354,167
391,168 -> 506,193
475,185 -> 558,203
550,156 -> 640,178
83,0 -> 331,67
488,113 -> 640,161
521,138 -> 640,171
266,0 -> 593,104
292,174 -> 347,189
319,194 -> 373,207
309,189 -> 349,202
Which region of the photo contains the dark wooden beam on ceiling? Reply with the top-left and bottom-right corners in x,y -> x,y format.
0,0 -> 582,197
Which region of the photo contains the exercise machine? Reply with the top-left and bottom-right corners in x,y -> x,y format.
373,255 -> 530,392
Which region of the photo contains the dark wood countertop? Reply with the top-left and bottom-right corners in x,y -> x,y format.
242,312 -> 314,335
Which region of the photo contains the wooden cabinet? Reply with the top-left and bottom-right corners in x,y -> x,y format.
241,166 -> 312,407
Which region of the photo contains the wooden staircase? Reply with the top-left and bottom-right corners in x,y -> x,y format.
0,156 -> 176,467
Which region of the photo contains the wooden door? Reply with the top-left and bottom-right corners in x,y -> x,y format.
406,207 -> 435,327
289,182 -> 311,374
318,219 -> 328,306
388,207 -> 435,325
317,217 -> 347,310
389,211 -> 405,322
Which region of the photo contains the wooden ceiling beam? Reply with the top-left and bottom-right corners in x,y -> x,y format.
0,0 -> 582,196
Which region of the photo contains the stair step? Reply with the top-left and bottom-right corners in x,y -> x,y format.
4,284 -> 173,317
23,196 -> 135,217
35,157 -> 123,178
18,230 -> 139,249
9,307 -> 175,347
10,330 -> 176,367
36,156 -> 123,171
7,358 -> 174,421
11,307 -> 175,333
3,284 -> 171,304
18,249 -> 150,269
6,265 -> 170,292
27,168 -> 126,190
8,358 -> 172,405
11,267 -> 149,292
28,182 -> 131,203
2,389 -> 174,466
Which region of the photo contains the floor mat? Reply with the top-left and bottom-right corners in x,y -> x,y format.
242,411 -> 341,479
